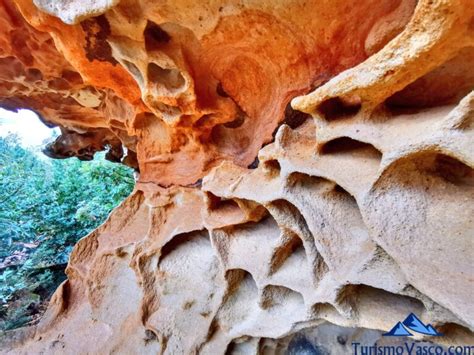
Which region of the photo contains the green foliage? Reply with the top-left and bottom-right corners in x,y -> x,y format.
0,134 -> 134,330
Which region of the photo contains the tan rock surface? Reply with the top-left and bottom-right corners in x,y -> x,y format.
0,0 -> 473,353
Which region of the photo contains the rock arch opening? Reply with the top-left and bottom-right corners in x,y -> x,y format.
0,107 -> 135,331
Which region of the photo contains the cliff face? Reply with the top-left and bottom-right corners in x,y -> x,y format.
1,0 -> 473,353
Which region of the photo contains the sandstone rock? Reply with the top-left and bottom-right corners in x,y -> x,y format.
0,0 -> 473,353
33,0 -> 120,25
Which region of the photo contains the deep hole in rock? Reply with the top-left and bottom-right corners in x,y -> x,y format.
269,233 -> 303,274
48,78 -> 70,91
333,184 -> 350,195
223,268 -> 258,304
144,20 -> 171,51
225,340 -> 237,355
153,102 -> 182,121
431,154 -> 474,187
147,63 -> 185,92
329,183 -> 363,224
208,123 -> 251,155
247,156 -> 259,169
320,137 -> 382,160
216,82 -> 229,97
223,109 -> 246,128
317,96 -> 362,121
61,70 -> 83,85
263,159 -> 281,173
436,323 -> 474,339
159,231 -> 207,264
287,334 -> 329,355
194,114 -> 213,128
187,178 -> 202,188
260,285 -> 304,309
26,68 -> 42,82
282,102 -> 311,130
385,47 -> 474,112
272,102 -> 311,139
287,172 -> 329,190
144,329 -> 158,343
225,337 -> 257,355
311,302 -> 338,317
375,151 -> 474,204
331,184 -> 359,211
206,192 -> 240,212
336,284 -> 426,316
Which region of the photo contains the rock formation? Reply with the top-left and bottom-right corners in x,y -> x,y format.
0,0 -> 473,353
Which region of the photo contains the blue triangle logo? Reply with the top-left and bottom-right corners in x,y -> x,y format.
383,322 -> 413,337
402,313 -> 442,336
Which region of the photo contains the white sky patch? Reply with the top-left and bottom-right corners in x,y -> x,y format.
0,108 -> 59,148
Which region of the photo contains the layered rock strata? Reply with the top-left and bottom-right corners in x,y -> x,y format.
0,0 -> 473,353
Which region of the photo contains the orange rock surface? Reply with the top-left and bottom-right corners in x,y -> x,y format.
0,0 -> 473,353
1,0 -> 418,185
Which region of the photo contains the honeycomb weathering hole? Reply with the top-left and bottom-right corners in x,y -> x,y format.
320,137 -> 382,160
154,102 -> 182,120
144,21 -> 171,52
146,63 -> 186,93
159,231 -> 207,264
223,110 -> 246,128
336,284 -> 426,315
206,192 -> 240,212
432,154 -> 474,187
385,47 -> 474,110
263,159 -> 281,173
260,285 -> 304,309
386,151 -> 474,188
26,68 -> 43,81
282,102 -> 311,130
216,82 -> 229,98
123,60 -> 144,85
269,233 -> 304,274
224,269 -> 257,299
317,96 -> 362,121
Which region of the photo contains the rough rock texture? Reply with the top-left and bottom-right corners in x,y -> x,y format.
0,0 -> 473,353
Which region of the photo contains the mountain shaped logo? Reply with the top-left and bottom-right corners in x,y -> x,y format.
383,313 -> 442,337
383,322 -> 413,336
